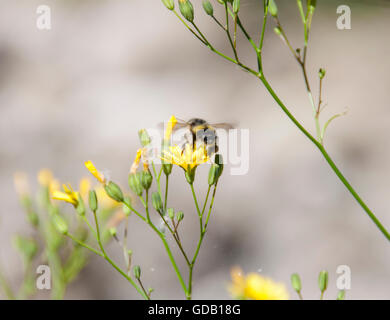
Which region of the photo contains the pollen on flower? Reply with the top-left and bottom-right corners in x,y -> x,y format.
229,267 -> 289,300
161,143 -> 210,172
85,160 -> 106,184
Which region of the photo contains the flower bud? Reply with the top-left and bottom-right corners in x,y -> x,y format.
104,181 -> 124,203
208,164 -> 219,186
76,192 -> 86,216
202,0 -> 213,16
318,270 -> 329,293
291,273 -> 302,293
309,0 -> 316,11
274,26 -> 282,36
89,190 -> 98,212
133,265 -> 141,279
141,169 -> 153,190
52,214 -> 68,235
13,235 -> 38,261
233,0 -> 240,14
269,0 -> 278,17
27,211 -> 39,227
138,129 -> 151,147
162,163 -> 173,176
152,192 -> 163,213
179,0 -> 194,23
128,173 -> 143,197
109,227 -> 117,237
176,211 -> 184,222
167,208 -> 175,219
319,68 -> 326,79
214,154 -> 224,179
337,290 -> 346,300
161,0 -> 174,10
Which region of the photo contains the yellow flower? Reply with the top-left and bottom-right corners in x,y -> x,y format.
164,115 -> 178,141
161,143 -> 210,172
37,169 -> 53,186
85,160 -> 106,184
129,149 -> 143,174
79,177 -> 91,199
52,184 -> 79,206
229,268 -> 289,300
13,172 -> 30,196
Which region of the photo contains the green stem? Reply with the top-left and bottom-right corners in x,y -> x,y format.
145,191 -> 189,296
164,174 -> 169,212
91,211 -> 149,300
187,183 -> 219,300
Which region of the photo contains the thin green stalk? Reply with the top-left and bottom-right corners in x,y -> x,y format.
201,186 -> 212,217
187,183 -> 219,300
67,233 -> 104,257
190,184 -> 201,218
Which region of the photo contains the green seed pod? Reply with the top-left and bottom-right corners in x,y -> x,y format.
104,181 -> 124,203
89,190 -> 98,212
76,192 -> 86,216
309,0 -> 316,10
337,290 -> 346,300
202,0 -> 213,16
167,208 -> 175,219
141,169 -> 153,190
233,0 -> 240,14
319,68 -> 326,79
152,192 -> 163,213
52,214 -> 68,235
161,0 -> 175,10
128,173 -> 143,197
133,265 -> 141,279
138,129 -> 151,147
290,273 -> 302,293
318,270 -> 329,293
268,0 -> 278,17
176,211 -> 184,222
179,0 -> 194,23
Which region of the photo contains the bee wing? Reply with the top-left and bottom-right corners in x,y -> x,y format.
210,122 -> 235,130
156,120 -> 188,131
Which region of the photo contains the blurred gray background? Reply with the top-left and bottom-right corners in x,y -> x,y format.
0,0 -> 389,299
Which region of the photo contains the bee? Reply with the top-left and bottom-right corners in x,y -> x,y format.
170,118 -> 234,156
